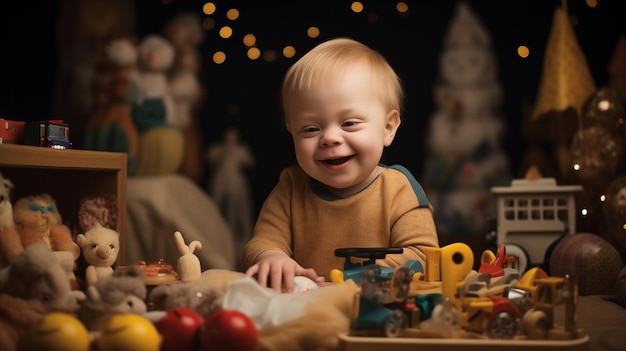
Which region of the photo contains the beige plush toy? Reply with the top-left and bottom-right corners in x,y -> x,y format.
76,223 -> 120,286
75,194 -> 120,288
0,173 -> 22,268
12,194 -> 80,289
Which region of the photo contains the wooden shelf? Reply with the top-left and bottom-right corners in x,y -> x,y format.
0,144 -> 128,264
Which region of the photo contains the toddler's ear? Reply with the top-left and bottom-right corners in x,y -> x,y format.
384,109 -> 401,146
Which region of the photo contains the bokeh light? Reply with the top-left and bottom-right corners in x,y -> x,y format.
203,2 -> 216,15
307,26 -> 320,38
243,34 -> 256,47
351,2 -> 364,13
396,2 -> 409,13
263,50 -> 277,62
283,46 -> 296,58
247,47 -> 261,60
219,26 -> 233,39
213,51 -> 226,64
517,45 -> 530,58
227,8 -> 239,20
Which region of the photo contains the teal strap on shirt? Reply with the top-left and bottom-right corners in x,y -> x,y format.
386,164 -> 430,208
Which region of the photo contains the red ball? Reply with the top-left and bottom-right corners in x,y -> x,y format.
200,309 -> 258,351
154,307 -> 204,351
549,233 -> 623,295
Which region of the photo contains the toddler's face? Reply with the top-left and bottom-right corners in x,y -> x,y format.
285,63 -> 399,196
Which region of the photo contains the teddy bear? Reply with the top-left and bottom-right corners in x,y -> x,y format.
77,265 -> 147,332
75,194 -> 120,287
0,172 -> 22,268
0,242 -> 85,314
12,193 -> 81,290
76,223 -> 120,287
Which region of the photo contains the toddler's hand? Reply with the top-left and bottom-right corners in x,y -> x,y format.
245,250 -> 320,292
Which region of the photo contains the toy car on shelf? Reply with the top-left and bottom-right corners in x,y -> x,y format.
23,120 -> 71,149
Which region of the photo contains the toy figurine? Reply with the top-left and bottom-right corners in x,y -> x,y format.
206,127 -> 255,270
0,173 -> 21,268
13,194 -> 80,289
75,195 -> 120,287
76,223 -> 120,287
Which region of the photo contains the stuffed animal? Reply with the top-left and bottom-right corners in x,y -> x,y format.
76,223 -> 120,287
77,265 -> 147,332
84,37 -> 140,175
0,242 -> 85,314
13,193 -> 81,290
148,280 -> 223,318
75,195 -> 120,287
0,294 -> 45,351
0,173 -> 22,268
162,12 -> 206,181
132,34 -> 184,177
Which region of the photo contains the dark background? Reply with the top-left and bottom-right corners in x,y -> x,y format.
1,0 -> 624,217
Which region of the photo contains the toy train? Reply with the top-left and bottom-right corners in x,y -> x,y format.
490,178 -> 582,272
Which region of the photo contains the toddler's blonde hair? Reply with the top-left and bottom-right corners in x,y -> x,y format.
281,37 -> 404,120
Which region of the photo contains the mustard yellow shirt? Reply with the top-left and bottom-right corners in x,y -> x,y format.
242,164 -> 440,279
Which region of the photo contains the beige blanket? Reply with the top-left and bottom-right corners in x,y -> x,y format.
125,174 -> 236,271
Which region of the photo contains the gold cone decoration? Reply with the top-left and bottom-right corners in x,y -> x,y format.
531,6 -> 596,121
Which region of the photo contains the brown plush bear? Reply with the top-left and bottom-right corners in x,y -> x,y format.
13,193 -> 81,290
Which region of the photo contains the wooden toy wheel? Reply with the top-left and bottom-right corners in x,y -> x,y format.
384,309 -> 408,338
390,267 -> 411,302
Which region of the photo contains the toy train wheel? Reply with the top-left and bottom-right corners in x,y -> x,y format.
430,299 -> 460,327
384,309 -> 408,338
390,267 -> 411,302
521,308 -> 550,339
487,311 -> 518,339
361,265 -> 380,301
504,243 -> 530,273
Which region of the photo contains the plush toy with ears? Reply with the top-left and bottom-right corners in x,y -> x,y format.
76,223 -> 120,286
0,242 -> 85,313
12,194 -> 80,289
75,194 -> 120,288
77,265 -> 147,332
0,173 -> 22,268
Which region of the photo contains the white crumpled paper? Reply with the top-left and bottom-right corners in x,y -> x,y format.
222,276 -> 320,330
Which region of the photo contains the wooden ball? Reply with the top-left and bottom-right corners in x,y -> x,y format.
549,233 -> 623,295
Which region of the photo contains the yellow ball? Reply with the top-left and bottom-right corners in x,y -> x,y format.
98,313 -> 162,351
28,312 -> 90,351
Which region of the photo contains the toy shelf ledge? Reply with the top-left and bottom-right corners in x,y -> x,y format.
0,144 -> 128,264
